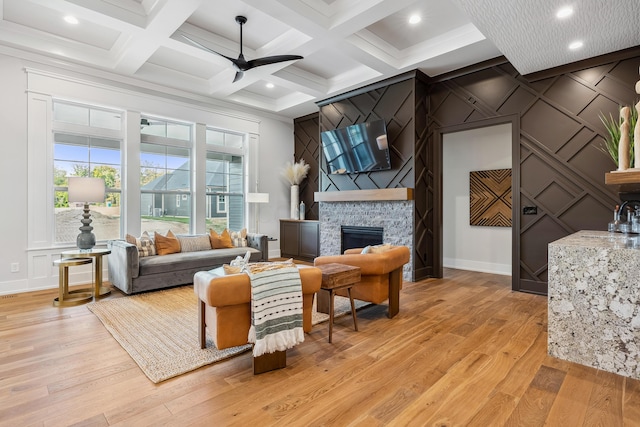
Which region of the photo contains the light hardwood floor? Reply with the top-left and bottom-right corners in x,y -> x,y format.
1,268 -> 639,426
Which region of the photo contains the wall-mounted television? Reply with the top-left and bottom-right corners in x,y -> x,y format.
320,119 -> 391,174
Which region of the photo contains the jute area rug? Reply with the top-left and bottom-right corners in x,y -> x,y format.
88,286 -> 367,383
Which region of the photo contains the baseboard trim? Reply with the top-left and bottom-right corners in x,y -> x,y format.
443,258 -> 511,276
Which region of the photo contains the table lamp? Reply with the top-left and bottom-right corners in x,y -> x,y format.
68,177 -> 105,249
246,192 -> 269,233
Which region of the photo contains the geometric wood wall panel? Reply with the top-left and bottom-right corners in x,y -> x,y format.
296,48 -> 640,293
429,50 -> 640,295
470,169 -> 512,226
294,113 -> 321,220
318,76 -> 416,193
314,71 -> 429,280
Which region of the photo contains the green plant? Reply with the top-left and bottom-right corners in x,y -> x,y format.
599,105 -> 638,167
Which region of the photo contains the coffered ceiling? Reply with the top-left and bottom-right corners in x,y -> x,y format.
0,0 -> 638,119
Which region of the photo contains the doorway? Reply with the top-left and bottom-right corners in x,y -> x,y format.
434,115 -> 520,289
442,123 -> 512,275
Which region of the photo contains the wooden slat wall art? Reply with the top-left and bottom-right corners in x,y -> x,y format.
469,169 -> 512,227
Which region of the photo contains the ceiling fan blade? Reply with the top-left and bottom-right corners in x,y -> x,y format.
184,17 -> 303,83
247,55 -> 303,69
181,34 -> 236,63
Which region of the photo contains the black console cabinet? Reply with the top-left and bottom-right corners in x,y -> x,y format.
279,219 -> 319,262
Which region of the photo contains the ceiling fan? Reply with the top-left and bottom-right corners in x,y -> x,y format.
182,15 -> 303,83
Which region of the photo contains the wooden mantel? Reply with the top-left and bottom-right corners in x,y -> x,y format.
604,170 -> 640,193
314,188 -> 414,202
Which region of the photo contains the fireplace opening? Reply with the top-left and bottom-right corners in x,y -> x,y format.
341,226 -> 383,253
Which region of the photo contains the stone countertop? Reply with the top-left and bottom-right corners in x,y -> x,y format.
548,229 -> 640,380
549,229 -> 640,250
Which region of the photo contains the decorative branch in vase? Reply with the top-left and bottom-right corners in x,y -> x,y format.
282,159 -> 310,219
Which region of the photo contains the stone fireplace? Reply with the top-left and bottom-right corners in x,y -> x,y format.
319,200 -> 414,281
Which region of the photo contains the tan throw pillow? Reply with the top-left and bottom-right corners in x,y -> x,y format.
209,229 -> 234,249
370,244 -> 393,254
125,231 -> 156,257
230,228 -> 248,247
177,235 -> 211,252
154,231 -> 181,255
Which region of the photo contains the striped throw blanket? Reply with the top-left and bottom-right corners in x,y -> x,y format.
244,263 -> 304,357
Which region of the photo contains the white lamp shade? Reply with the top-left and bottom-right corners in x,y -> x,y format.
68,177 -> 106,203
246,192 -> 270,203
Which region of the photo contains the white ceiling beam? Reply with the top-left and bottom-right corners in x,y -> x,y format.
28,0 -> 146,30
327,0 -> 416,34
0,20 -> 114,68
270,67 -> 328,97
112,0 -> 203,74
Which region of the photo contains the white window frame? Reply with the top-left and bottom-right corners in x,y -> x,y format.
52,100 -> 124,244
205,128 -> 246,232
216,195 -> 227,213
139,116 -> 194,232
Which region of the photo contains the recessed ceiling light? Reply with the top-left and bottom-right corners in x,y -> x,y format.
64,16 -> 79,25
408,14 -> 421,25
266,83 -> 274,89
556,6 -> 574,19
569,40 -> 583,50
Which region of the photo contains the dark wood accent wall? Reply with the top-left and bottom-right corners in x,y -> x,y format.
313,71 -> 432,280
413,72 -> 433,279
316,74 -> 419,192
428,50 -> 640,294
293,113 -> 320,220
294,47 -> 640,294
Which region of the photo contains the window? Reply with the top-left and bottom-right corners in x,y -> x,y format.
53,101 -> 123,244
140,118 -> 191,141
206,129 -> 244,149
205,128 -> 245,233
217,195 -> 227,213
140,117 -> 192,234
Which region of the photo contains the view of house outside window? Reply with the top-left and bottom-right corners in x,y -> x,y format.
140,139 -> 192,235
53,101 -> 123,244
205,150 -> 244,233
205,128 -> 245,233
53,108 -> 247,242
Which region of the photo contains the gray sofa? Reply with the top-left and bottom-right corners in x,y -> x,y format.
107,233 -> 268,294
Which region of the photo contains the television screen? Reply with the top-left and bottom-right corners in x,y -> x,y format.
320,119 -> 391,174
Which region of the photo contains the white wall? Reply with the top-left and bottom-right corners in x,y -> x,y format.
0,52 -> 295,295
0,55 -> 29,294
442,123 -> 512,275
249,118 -> 295,258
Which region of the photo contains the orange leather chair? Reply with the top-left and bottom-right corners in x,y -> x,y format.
193,265 -> 321,350
314,245 -> 410,318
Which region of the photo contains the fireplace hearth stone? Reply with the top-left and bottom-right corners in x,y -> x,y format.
319,200 -> 413,281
